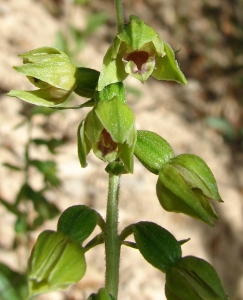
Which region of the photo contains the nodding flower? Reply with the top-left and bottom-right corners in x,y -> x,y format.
98,15 -> 187,91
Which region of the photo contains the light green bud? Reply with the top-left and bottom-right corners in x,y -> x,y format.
28,230 -> 86,298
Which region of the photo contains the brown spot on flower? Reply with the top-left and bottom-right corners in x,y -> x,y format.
126,51 -> 149,71
98,129 -> 117,157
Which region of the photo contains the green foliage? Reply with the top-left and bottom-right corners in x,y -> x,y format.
57,205 -> 99,243
132,222 -> 182,272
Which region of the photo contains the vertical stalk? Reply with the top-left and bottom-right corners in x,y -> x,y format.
104,173 -> 121,299
114,0 -> 124,33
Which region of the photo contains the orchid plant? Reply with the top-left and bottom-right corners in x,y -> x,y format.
8,1 -> 228,299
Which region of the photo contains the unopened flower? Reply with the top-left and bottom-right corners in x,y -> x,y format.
98,15 -> 187,90
28,230 -> 86,298
8,47 -> 77,106
156,154 -> 222,226
77,94 -> 136,173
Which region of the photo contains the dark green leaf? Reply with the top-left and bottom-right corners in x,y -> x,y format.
132,221 -> 182,272
57,205 -> 98,243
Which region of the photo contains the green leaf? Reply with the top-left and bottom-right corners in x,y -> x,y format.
0,263 -> 28,300
95,97 -> 135,144
74,67 -> 100,98
132,221 -> 182,272
57,205 -> 98,243
152,41 -> 187,84
134,130 -> 174,174
165,256 -> 228,300
0,197 -> 22,216
30,159 -> 61,186
2,163 -> 22,171
32,137 -> 64,154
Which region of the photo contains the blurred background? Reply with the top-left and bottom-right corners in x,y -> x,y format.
0,0 -> 243,299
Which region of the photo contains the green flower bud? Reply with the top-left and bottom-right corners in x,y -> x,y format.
8,47 -> 77,106
28,230 -> 86,298
165,256 -> 228,300
77,95 -> 136,173
156,154 -> 222,226
98,15 -> 187,90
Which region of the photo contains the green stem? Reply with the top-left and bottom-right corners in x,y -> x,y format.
105,173 -> 121,299
114,0 -> 124,33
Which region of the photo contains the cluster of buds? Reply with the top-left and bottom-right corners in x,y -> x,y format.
134,131 -> 222,226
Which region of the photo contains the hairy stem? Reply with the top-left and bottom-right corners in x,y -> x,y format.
114,0 -> 124,33
104,173 -> 121,299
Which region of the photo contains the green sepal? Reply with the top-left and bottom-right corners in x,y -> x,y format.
134,130 -> 174,174
84,108 -> 104,143
74,67 -> 100,98
28,230 -> 86,297
156,164 -> 220,226
170,154 -> 222,201
57,205 -> 98,243
152,41 -> 187,84
118,125 -> 137,173
95,97 -> 135,144
165,256 -> 228,300
77,120 -> 92,167
97,44 -> 128,91
96,82 -> 126,104
7,89 -> 70,106
18,46 -> 65,63
118,15 -> 158,51
132,221 -> 182,273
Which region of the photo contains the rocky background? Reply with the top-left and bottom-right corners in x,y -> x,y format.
0,0 -> 243,299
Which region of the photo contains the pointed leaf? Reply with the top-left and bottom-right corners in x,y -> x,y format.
132,221 -> 182,272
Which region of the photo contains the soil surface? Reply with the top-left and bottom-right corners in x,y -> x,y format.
0,0 -> 243,299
